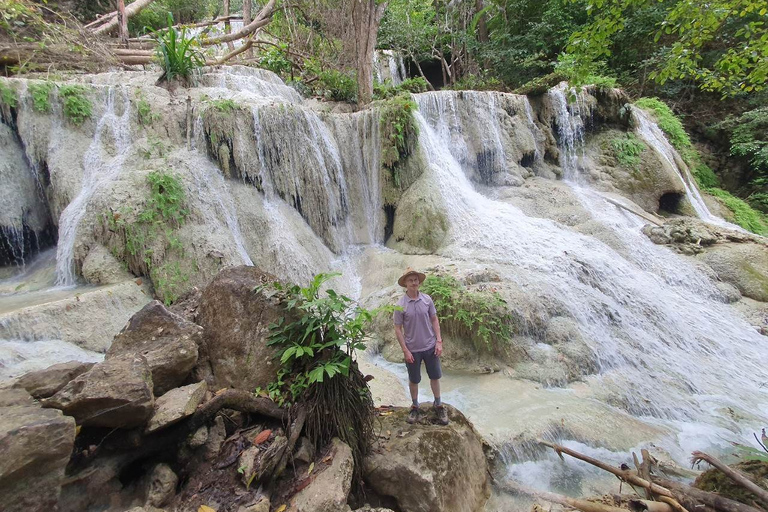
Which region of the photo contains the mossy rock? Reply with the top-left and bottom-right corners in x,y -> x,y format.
694,460 -> 768,504
389,175 -> 448,253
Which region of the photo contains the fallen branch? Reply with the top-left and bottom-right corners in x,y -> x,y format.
93,0 -> 159,35
208,35 -> 255,65
652,477 -> 764,512
500,480 -> 632,512
185,389 -> 288,436
200,0 -> 276,46
691,452 -> 768,508
538,440 -> 690,512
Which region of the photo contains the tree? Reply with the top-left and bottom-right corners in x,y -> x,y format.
378,0 -> 439,87
351,0 -> 388,104
567,0 -> 768,96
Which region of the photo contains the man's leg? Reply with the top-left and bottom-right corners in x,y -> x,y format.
429,378 -> 441,405
424,350 -> 449,425
405,352 -> 423,424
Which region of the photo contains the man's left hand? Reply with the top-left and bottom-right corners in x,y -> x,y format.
435,341 -> 443,357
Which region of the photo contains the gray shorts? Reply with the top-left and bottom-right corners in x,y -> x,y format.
406,348 -> 442,383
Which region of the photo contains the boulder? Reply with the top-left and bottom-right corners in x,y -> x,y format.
698,244 -> 768,302
0,398 -> 76,511
196,266 -> 286,390
145,381 -> 207,434
107,300 -> 201,396
364,405 -> 490,512
81,244 -> 134,285
43,353 -> 155,428
144,463 -> 179,508
289,438 -> 354,512
16,360 -> 95,398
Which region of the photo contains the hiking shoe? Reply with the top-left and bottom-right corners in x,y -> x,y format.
435,405 -> 449,425
406,406 -> 421,424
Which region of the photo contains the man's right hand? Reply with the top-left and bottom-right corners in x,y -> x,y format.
403,349 -> 414,363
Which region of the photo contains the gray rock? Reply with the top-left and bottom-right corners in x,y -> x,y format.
364,405 -> 490,512
16,360 -> 95,398
196,266 -> 286,390
144,463 -> 178,508
145,381 -> 207,434
294,436 -> 315,464
81,244 -> 134,285
699,244 -> 768,302
0,384 -> 35,406
289,438 -> 354,512
189,425 -> 208,448
43,353 -> 155,428
107,300 -> 201,396
0,401 -> 76,511
205,415 -> 227,460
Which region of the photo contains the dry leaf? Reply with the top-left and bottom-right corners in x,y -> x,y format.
214,388 -> 228,396
253,429 -> 272,445
276,505 -> 287,512
380,411 -> 393,416
307,462 -> 315,475
198,506 -> 216,512
386,430 -> 391,437
322,455 -> 332,464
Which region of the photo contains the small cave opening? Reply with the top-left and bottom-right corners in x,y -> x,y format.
406,59 -> 445,90
658,192 -> 684,215
383,204 -> 396,244
520,151 -> 536,169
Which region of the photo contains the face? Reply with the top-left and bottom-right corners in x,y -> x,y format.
405,274 -> 421,292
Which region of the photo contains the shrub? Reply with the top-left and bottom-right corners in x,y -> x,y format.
706,188 -> 768,235
316,68 -> 357,102
379,94 -> 419,186
374,77 -> 430,100
136,93 -> 160,126
693,163 -> 719,189
717,107 -> 768,179
258,45 -> 293,77
58,84 -> 92,126
449,73 -> 505,92
611,133 -> 646,169
29,81 -> 54,113
0,80 -> 17,108
420,275 -> 514,353
151,14 -> 205,85
206,97 -> 238,113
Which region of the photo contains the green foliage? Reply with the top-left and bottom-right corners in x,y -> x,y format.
207,98 -> 238,113
257,44 -> 293,77
151,14 -> 205,85
449,73 -> 505,91
105,170 -> 189,304
554,52 -> 618,89
128,0 -> 218,35
316,68 -> 357,102
29,82 -> 54,113
58,85 -> 92,126
718,107 -> 768,178
0,80 -> 18,108
611,133 -> 645,168
136,94 -> 160,126
379,95 -> 419,186
693,163 -> 720,189
635,97 -> 693,156
374,77 -> 430,99
262,272 -> 390,405
420,275 -> 514,353
706,187 -> 768,235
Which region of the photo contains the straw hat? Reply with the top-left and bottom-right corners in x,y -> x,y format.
398,267 -> 426,287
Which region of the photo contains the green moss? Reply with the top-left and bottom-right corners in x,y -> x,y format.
0,80 -> 18,108
374,77 -> 430,100
695,460 -> 768,505
207,98 -> 238,113
421,275 -> 514,353
693,163 -> 719,188
136,93 -> 159,126
58,85 -> 92,125
379,94 -> 419,186
29,81 -> 54,113
610,133 -> 646,169
706,187 -> 768,235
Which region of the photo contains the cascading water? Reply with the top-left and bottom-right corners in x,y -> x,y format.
415,92 -> 768,488
54,86 -> 132,287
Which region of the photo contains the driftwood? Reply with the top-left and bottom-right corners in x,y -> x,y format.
185,389 -> 287,435
93,0 -> 159,35
691,452 -> 768,508
501,480 -> 634,512
199,0 -> 277,46
653,476 -> 766,512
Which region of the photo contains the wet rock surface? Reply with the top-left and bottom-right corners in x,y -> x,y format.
16,360 -> 95,398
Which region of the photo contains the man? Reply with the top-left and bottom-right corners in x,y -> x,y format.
393,268 -> 448,425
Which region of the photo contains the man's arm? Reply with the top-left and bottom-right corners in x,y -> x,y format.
431,315 -> 443,356
394,324 -> 414,363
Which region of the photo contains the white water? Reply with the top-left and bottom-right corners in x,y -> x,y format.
374,50 -> 407,86
414,92 -> 768,486
54,87 -> 132,286
0,338 -> 102,380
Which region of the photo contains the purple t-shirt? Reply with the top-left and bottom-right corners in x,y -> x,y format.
393,292 -> 437,352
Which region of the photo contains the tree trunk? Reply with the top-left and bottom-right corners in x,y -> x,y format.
351,0 -> 388,105
475,0 -> 488,43
93,0 -> 158,35
116,0 -> 128,47
223,0 -> 234,51
201,0 -> 276,46
242,0 -> 253,58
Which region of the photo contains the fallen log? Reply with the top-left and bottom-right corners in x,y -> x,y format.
652,476 -> 766,512
93,0 -> 159,35
500,480 -> 635,512
200,0 -> 276,46
691,452 -> 768,508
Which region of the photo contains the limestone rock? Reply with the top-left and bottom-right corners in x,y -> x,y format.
698,244 -> 768,302
294,436 -> 316,464
196,266 -> 286,390
289,438 -> 354,512
0,384 -> 35,406
144,463 -> 178,508
107,300 -> 201,396
146,381 -> 207,434
16,360 -> 95,398
389,176 -> 448,254
0,401 -> 76,511
189,425 -> 208,448
43,353 -> 155,428
205,415 -> 227,460
81,244 -> 134,285
364,405 -> 490,512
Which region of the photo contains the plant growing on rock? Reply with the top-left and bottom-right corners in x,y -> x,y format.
136,93 -> 160,126
611,133 -> 645,169
58,84 -> 92,125
151,14 -> 205,86
29,81 -> 54,113
261,272 -> 393,490
0,80 -> 17,108
421,274 -> 514,353
380,94 -> 419,186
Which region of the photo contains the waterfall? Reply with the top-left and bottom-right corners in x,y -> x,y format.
54,87 -> 132,287
547,84 -> 591,181
413,93 -> 768,449
523,97 -> 543,163
373,50 -> 407,86
202,65 -> 303,104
